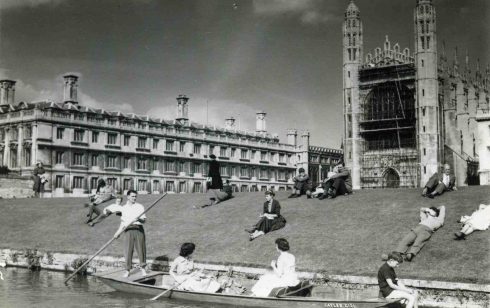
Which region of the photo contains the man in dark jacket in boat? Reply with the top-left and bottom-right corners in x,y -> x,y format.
378,252 -> 419,308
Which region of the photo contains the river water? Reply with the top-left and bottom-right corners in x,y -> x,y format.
0,267 -> 216,308
0,267 -> 446,308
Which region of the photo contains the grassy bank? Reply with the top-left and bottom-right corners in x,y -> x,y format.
1,186 -> 489,283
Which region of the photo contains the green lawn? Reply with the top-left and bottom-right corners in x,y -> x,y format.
1,186 -> 489,283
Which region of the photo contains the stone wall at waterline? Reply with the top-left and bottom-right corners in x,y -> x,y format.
0,248 -> 488,308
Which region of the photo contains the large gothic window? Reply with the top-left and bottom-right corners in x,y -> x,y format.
364,82 -> 414,121
361,82 -> 416,150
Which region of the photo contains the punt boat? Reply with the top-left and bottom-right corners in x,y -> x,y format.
95,269 -> 401,308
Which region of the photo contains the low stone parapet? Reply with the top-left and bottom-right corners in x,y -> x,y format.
0,175 -> 35,198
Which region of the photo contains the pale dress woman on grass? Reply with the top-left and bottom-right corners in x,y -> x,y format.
169,242 -> 221,293
251,238 -> 300,297
455,203 -> 490,240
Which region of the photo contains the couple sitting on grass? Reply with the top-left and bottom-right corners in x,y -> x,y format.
288,163 -> 353,200
169,239 -> 300,298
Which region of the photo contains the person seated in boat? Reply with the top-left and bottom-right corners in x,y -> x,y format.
251,238 -> 300,297
169,242 -> 221,293
454,203 -> 490,240
288,168 -> 312,199
378,252 -> 419,308
85,178 -> 115,224
245,190 -> 287,241
88,194 -> 123,227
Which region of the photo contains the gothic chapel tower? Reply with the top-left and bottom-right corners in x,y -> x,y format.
414,0 -> 440,186
342,0 -> 363,189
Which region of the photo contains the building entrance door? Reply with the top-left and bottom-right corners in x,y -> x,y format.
383,168 -> 400,188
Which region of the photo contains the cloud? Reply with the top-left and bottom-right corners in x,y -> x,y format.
0,68 -> 134,113
0,0 -> 66,10
253,0 -> 335,24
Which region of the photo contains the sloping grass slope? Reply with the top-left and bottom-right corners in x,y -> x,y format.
1,186 -> 489,283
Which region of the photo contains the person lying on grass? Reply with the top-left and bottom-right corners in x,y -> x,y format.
454,203 -> 490,240
394,205 -> 445,262
251,238 -> 300,297
169,242 -> 221,293
378,252 -> 419,308
88,194 -> 123,227
245,190 -> 286,241
196,179 -> 234,209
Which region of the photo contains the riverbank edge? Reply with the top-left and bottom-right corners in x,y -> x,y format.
0,248 -> 488,308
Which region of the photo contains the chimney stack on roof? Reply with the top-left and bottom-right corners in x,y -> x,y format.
63,74 -> 79,104
225,116 -> 236,130
256,111 -> 266,134
176,94 -> 189,126
0,80 -> 16,106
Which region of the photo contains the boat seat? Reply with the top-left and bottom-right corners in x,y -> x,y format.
269,280 -> 313,297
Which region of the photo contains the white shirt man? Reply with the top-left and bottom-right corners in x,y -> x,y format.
114,190 -> 147,278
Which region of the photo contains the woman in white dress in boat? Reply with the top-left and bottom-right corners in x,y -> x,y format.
169,242 -> 221,293
251,238 -> 300,297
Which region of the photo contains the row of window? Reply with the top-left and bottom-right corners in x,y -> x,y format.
0,148 -> 31,168
0,126 -> 32,142
62,176 -> 290,193
55,128 -> 292,161
54,151 -> 293,178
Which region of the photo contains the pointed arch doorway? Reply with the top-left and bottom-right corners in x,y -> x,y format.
383,168 -> 400,188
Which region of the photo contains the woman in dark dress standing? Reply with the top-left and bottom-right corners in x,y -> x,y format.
246,190 -> 286,241
204,154 -> 223,206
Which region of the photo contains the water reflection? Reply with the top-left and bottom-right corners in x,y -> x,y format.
0,268 -> 214,308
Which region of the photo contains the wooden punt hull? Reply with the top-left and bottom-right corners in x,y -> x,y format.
94,269 -> 399,308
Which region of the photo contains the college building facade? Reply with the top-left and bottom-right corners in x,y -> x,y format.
0,76 -> 342,196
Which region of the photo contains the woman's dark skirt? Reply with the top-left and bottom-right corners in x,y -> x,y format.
255,216 -> 286,234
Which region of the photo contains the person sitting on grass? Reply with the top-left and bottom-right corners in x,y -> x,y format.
88,194 -> 123,227
319,162 -> 352,200
454,203 -> 490,240
288,168 -> 312,199
251,238 -> 300,297
421,164 -> 456,199
378,252 -> 419,308
245,190 -> 287,241
198,179 -> 234,209
394,205 -> 445,261
169,242 -> 221,293
85,178 -> 115,224
311,185 -> 325,198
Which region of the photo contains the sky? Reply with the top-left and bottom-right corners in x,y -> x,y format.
0,0 -> 488,148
